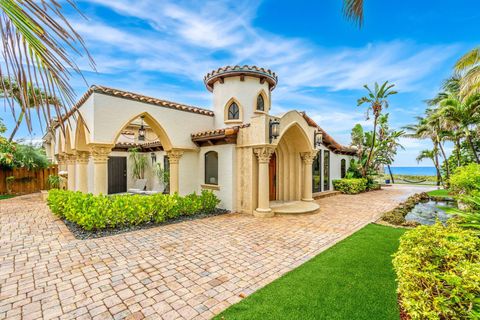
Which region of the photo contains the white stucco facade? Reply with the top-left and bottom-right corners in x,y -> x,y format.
45,65 -> 357,215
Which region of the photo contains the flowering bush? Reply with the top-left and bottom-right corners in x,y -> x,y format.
332,178 -> 368,194
449,163 -> 480,196
48,189 -> 221,230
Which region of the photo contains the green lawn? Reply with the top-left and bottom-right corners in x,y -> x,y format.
0,194 -> 15,200
427,189 -> 451,198
215,224 -> 406,320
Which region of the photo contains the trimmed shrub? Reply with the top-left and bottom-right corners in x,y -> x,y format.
393,223 -> 480,320
47,189 -> 221,231
332,178 -> 367,194
449,163 -> 480,196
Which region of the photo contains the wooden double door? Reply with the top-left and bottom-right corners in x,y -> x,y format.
269,153 -> 276,200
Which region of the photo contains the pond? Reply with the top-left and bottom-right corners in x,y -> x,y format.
405,200 -> 456,225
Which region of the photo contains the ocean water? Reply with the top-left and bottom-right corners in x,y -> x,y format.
388,166 -> 437,176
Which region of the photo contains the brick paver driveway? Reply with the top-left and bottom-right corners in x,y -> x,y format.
0,185 -> 433,320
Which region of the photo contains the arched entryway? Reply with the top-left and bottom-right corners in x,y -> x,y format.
274,123 -> 313,202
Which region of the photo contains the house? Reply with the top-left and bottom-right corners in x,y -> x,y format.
43,65 -> 357,216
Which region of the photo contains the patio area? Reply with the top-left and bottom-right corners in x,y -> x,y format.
0,185 -> 433,320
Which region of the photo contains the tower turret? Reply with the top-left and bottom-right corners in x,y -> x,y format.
204,65 -> 278,128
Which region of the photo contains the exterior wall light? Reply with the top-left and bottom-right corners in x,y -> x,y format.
314,131 -> 323,148
138,116 -> 146,141
269,118 -> 280,143
151,152 -> 156,164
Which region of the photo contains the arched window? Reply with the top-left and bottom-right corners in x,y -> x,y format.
341,159 -> 346,178
205,151 -> 218,185
227,102 -> 240,120
256,94 -> 265,111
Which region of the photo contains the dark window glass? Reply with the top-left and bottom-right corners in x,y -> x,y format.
341,159 -> 346,178
205,151 -> 219,185
227,102 -> 240,120
312,153 -> 322,193
257,94 -> 265,111
324,150 -> 330,191
164,156 -> 170,193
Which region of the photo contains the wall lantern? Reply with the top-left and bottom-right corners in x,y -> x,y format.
151,152 -> 157,164
269,118 -> 280,143
314,131 -> 323,148
138,116 -> 146,141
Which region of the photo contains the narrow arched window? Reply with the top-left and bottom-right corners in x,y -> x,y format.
341,159 -> 346,178
205,151 -> 218,185
256,94 -> 265,111
227,102 -> 240,120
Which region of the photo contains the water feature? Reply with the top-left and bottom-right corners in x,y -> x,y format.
405,200 -> 456,225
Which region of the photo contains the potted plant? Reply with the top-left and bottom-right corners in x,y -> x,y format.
5,176 -> 15,194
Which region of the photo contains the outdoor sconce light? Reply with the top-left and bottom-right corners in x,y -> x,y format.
138,116 -> 146,141
151,152 -> 156,164
269,118 -> 280,143
314,131 -> 323,148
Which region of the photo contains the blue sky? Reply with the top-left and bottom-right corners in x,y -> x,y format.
2,0 -> 479,166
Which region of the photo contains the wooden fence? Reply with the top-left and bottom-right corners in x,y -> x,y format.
0,166 -> 58,195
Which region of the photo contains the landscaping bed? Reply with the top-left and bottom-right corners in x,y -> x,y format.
48,189 -> 228,239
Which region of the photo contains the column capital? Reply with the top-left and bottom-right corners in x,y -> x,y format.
300,150 -> 319,165
166,149 -> 184,164
65,152 -> 77,164
253,146 -> 275,163
56,153 -> 66,164
76,151 -> 90,164
89,143 -> 113,164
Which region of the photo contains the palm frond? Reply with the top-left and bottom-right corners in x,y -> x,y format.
0,0 -> 94,133
342,0 -> 363,27
454,47 -> 479,73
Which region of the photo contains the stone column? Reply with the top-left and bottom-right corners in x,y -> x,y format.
75,151 -> 90,193
56,153 -> 67,171
66,153 -> 77,191
166,149 -> 183,194
254,146 -> 275,218
301,151 -> 318,202
89,144 -> 113,195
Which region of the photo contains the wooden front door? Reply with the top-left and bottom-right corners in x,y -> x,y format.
108,156 -> 127,194
269,153 -> 276,201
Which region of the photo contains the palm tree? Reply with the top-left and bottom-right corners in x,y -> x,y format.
0,1 -> 94,132
357,81 -> 398,176
0,79 -> 60,141
404,115 -> 445,186
438,93 -> 480,163
416,149 -> 442,186
454,47 -> 479,99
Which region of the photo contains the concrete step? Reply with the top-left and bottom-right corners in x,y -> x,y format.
314,190 -> 341,199
270,201 -> 320,215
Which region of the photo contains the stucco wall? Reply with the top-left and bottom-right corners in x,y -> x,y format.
212,76 -> 271,128
198,144 -> 236,211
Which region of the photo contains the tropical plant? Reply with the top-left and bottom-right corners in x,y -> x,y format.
0,0 -> 94,132
416,149 -> 442,185
128,148 -> 149,180
454,47 -> 480,99
342,0 -> 364,27
153,162 -> 169,186
0,118 -> 16,168
13,144 -> 49,169
47,174 -> 61,189
5,176 -> 15,194
357,81 -> 398,177
447,194 -> 480,233
332,178 -> 367,194
0,79 -> 61,141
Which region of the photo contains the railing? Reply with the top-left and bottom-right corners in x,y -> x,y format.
0,165 -> 58,195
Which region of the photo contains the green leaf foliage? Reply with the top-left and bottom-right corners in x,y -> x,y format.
449,163 -> 480,196
393,223 -> 480,320
332,178 -> 367,194
47,189 -> 221,231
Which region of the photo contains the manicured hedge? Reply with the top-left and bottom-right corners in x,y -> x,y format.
393,223 -> 480,320
48,189 -> 220,231
332,178 -> 367,194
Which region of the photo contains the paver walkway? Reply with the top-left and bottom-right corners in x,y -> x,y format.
0,185 -> 432,320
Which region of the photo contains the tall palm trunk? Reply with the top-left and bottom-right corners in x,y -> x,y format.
363,114 -> 378,177
438,139 -> 450,182
455,138 -> 461,167
433,141 -> 442,186
466,131 -> 480,163
8,111 -> 25,142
